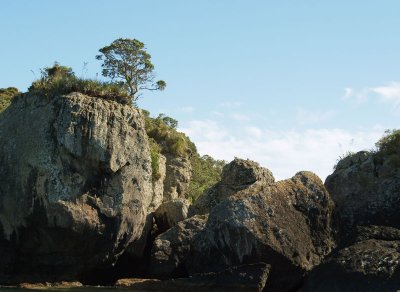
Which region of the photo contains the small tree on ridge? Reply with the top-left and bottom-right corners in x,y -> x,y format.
96,38 -> 166,101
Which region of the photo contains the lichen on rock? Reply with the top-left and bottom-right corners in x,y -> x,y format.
0,92 -> 155,282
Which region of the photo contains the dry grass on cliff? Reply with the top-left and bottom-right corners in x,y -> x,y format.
28,75 -> 131,104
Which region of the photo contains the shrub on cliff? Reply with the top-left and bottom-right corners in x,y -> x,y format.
149,138 -> 162,182
143,110 -> 225,201
0,87 -> 19,112
28,63 -> 130,104
376,129 -> 400,155
187,154 -> 226,202
144,112 -> 194,157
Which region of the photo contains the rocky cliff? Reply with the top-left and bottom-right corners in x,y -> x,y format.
303,146 -> 400,291
0,92 -> 156,282
1,90 -> 400,291
151,159 -> 335,292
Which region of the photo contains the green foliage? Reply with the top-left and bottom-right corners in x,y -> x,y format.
143,110 -> 225,202
0,87 -> 19,112
145,113 -> 193,157
187,154 -> 226,202
43,62 -> 74,80
28,63 -> 130,104
96,38 -> 166,101
149,138 -> 162,182
157,113 -> 178,129
375,129 -> 400,155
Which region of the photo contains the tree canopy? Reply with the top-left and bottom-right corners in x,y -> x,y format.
96,38 -> 166,101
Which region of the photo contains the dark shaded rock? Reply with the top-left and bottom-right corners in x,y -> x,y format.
150,215 -> 208,277
0,93 -> 155,283
325,150 -> 400,244
303,235 -> 400,292
163,263 -> 270,292
347,225 -> 400,244
188,170 -> 334,292
154,198 -> 190,233
189,158 -> 275,216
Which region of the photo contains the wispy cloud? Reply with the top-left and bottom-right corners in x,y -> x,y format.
231,113 -> 250,122
180,120 -> 383,180
179,106 -> 196,113
296,108 -> 336,125
372,82 -> 400,108
343,82 -> 400,111
219,101 -> 242,108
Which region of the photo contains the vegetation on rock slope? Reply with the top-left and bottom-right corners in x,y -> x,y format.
333,129 -> 400,170
28,63 -> 131,104
143,110 -> 225,201
375,129 -> 400,155
0,87 -> 19,112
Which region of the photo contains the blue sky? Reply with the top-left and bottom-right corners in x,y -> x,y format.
1,1 -> 399,179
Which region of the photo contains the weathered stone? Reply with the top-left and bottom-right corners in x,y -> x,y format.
0,93 -> 155,282
163,263 -> 270,292
163,154 -> 192,201
325,150 -> 400,243
150,215 -> 208,277
188,170 -> 334,292
150,153 -> 167,212
303,231 -> 400,292
18,281 -> 83,289
154,198 -> 190,233
189,158 -> 275,216
115,278 -> 163,290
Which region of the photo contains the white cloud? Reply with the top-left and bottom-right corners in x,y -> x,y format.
180,120 -> 384,181
231,113 -> 251,122
212,111 -> 225,117
371,82 -> 400,109
296,108 -> 336,125
219,101 -> 242,108
343,82 -> 400,111
179,106 -> 196,113
342,87 -> 369,103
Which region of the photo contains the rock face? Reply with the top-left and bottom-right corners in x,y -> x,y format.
163,154 -> 192,201
150,153 -> 167,212
0,93 -> 155,283
189,170 -> 335,291
305,149 -> 400,291
150,215 -> 208,277
189,158 -> 275,216
151,158 -> 334,291
154,198 -> 190,233
325,150 -> 400,243
303,225 -> 400,292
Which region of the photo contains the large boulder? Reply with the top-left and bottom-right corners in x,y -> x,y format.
303,226 -> 400,292
188,170 -> 335,292
325,150 -> 400,243
163,154 -> 192,201
150,215 -> 208,277
0,93 -> 155,283
154,198 -> 190,233
188,158 -> 275,216
153,159 -> 334,291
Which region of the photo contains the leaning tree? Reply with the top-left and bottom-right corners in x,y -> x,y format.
96,38 -> 166,101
